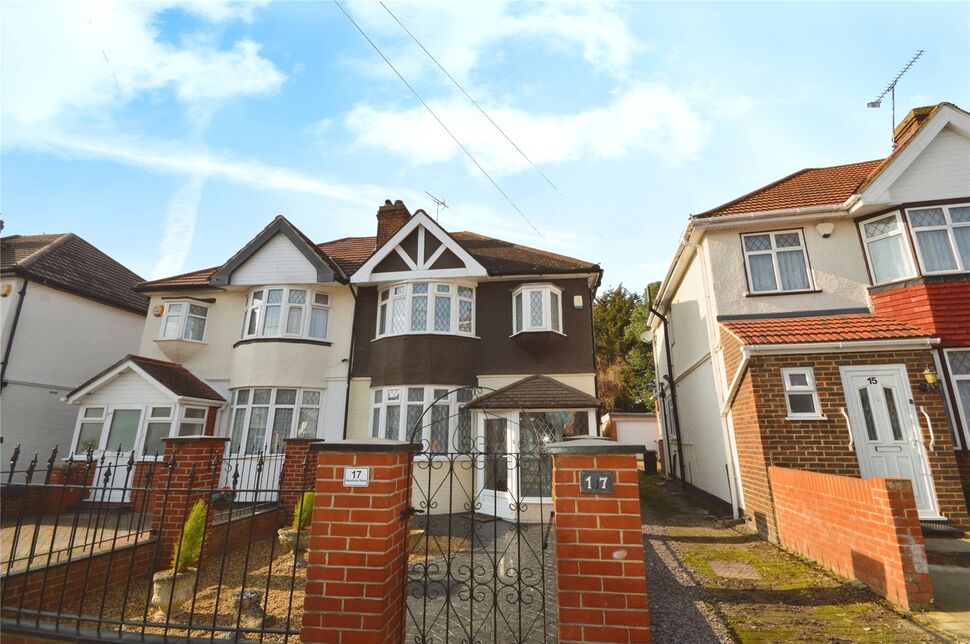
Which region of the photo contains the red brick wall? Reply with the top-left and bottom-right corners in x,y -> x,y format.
551,453 -> 650,643
871,280 -> 970,347
279,438 -> 314,518
0,463 -> 95,519
730,348 -> 969,538
720,327 -> 745,384
770,466 -> 933,611
209,508 -> 284,553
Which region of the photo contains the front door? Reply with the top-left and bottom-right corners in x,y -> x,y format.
88,407 -> 143,502
841,365 -> 940,518
478,414 -> 515,520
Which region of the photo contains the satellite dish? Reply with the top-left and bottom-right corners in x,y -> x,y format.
640,330 -> 654,343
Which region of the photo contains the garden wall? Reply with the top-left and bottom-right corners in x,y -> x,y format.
769,466 -> 933,610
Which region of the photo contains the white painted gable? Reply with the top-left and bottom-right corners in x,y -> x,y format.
77,368 -> 173,406
231,233 -> 318,285
887,127 -> 970,203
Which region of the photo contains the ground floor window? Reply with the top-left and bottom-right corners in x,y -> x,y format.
72,403 -> 205,458
370,385 -> 474,453
946,349 -> 970,442
517,411 -> 591,497
228,388 -> 324,455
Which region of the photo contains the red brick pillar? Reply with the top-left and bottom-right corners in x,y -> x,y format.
548,438 -> 650,644
150,436 -> 228,569
280,438 -> 314,518
301,439 -> 418,644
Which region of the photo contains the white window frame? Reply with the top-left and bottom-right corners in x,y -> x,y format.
227,387 -> 325,455
740,229 -> 814,294
369,385 -> 474,456
375,281 -> 476,339
242,286 -> 331,341
944,348 -> 970,447
781,367 -> 824,420
511,284 -> 564,335
178,406 -> 208,436
142,405 -> 174,458
906,203 -> 970,275
859,211 -> 918,285
158,301 -> 209,342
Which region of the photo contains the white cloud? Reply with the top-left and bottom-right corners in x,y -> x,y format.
343,84 -> 711,175
152,176 -> 207,278
1,0 -> 284,126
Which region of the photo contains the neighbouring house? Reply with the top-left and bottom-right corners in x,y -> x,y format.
0,233 -> 148,463
600,412 -> 660,451
64,200 -> 603,518
649,102 -> 970,539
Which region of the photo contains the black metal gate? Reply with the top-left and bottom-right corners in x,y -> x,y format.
402,388 -> 558,643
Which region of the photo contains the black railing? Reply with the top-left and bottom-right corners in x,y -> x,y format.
1,444 -> 310,642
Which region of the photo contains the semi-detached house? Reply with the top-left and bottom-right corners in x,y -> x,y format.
64,200 -> 603,517
650,102 -> 970,539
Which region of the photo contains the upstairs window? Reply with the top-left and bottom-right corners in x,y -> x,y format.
741,230 -> 811,293
243,287 -> 330,341
860,212 -> 916,284
512,284 -> 563,334
781,367 -> 823,419
906,204 -> 970,274
159,302 -> 208,341
376,282 -> 475,339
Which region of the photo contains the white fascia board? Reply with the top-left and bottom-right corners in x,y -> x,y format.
177,396 -> 228,407
351,211 -> 487,284
648,222 -> 701,329
743,337 -> 939,356
66,361 -> 178,404
692,204 -> 849,230
366,268 -> 477,282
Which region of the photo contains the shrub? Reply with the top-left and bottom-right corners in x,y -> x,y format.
171,499 -> 207,573
293,491 -> 314,531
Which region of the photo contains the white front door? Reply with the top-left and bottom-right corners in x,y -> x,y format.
477,413 -> 515,521
88,406 -> 144,502
841,365 -> 940,519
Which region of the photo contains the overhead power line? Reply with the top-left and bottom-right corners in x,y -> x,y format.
331,0 -> 543,239
380,1 -> 564,199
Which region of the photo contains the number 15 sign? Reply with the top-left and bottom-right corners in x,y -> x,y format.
579,470 -> 614,494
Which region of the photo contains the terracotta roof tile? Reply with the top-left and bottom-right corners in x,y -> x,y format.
721,315 -> 929,345
467,374 -> 600,409
1,233 -> 149,314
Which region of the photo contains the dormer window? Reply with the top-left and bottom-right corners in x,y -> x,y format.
243,287 -> 330,340
512,284 -> 563,335
376,281 -> 475,338
159,302 -> 208,341
741,230 -> 812,293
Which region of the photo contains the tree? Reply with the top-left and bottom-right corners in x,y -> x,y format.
593,284 -> 659,413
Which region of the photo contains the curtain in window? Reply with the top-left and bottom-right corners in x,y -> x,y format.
954,227 -> 970,268
777,250 -> 810,290
915,230 -> 957,272
868,236 -> 908,283
748,255 -> 776,291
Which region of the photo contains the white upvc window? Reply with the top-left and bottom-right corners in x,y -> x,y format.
376,282 -> 475,339
781,367 -> 823,420
143,406 -> 174,456
512,284 -> 563,334
906,204 -> 970,275
178,406 -> 207,436
228,387 -> 324,455
946,349 -> 970,443
860,212 -> 917,284
741,230 -> 812,293
74,406 -> 107,454
369,385 -> 474,454
243,287 -> 330,340
159,301 -> 208,341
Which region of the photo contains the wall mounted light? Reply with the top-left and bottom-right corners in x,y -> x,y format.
573,295 -> 584,310
0,284 -> 11,297
152,304 -> 165,317
919,366 -> 940,393
814,222 -> 836,238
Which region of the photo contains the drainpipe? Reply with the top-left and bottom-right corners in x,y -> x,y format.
1,277 -> 29,391
648,296 -> 686,491
341,285 -> 358,440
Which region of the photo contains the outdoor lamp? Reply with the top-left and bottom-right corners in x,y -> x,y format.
814,222 -> 836,238
919,367 -> 940,393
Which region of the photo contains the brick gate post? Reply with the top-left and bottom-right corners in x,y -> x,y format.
279,438 -> 314,517
547,437 -> 650,643
301,439 -> 418,644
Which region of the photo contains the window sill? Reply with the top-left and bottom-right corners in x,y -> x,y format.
371,333 -> 479,343
510,329 -> 566,338
156,337 -> 206,344
743,289 -> 821,298
233,337 -> 332,348
786,415 -> 828,421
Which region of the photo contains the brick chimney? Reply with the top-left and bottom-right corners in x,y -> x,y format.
376,199 -> 411,248
893,105 -> 934,149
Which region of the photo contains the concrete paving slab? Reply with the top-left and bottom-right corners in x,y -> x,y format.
914,565 -> 970,642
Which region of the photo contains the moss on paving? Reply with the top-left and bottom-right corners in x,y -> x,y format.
640,475 -> 939,643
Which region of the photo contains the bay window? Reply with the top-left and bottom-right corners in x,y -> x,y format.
159,302 -> 208,341
906,204 -> 970,274
860,212 -> 917,284
512,284 -> 563,334
376,282 -> 475,338
370,386 -> 474,453
243,287 -> 330,341
228,387 -> 324,455
946,350 -> 970,442
741,230 -> 812,293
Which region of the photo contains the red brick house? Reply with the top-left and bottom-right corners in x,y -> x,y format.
649,102 -> 970,539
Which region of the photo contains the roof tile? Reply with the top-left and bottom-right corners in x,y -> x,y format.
721,314 -> 929,345
467,374 -> 600,409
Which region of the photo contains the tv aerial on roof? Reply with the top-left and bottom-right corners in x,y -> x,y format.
425,191 -> 449,221
867,49 -> 925,148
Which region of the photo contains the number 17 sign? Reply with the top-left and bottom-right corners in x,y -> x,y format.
579,470 -> 614,494
343,467 -> 370,488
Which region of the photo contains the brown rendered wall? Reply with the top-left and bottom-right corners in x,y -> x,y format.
351,278 -> 596,385
729,346 -> 969,540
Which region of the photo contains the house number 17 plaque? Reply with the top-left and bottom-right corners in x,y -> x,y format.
579,470 -> 614,494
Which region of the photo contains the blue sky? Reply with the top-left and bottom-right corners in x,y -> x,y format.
3,1 -> 968,290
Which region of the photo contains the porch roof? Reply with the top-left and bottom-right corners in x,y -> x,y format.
720,314 -> 930,345
68,354 -> 226,403
466,374 -> 600,410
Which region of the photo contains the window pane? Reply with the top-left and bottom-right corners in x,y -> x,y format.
412,283 -> 428,294
948,351 -> 970,376
378,303 -> 387,335
864,216 -> 898,238
371,407 -> 381,438
167,302 -> 185,314
178,421 -> 203,436
916,230 -> 957,272
251,291 -> 263,304
957,381 -> 970,432
245,407 -> 268,454
529,291 -> 543,327
76,422 -> 103,453
748,254 -> 777,291
262,305 -> 281,335
385,405 -> 401,440
381,289 -> 389,301
515,293 -> 523,332
276,389 -> 297,405
777,250 -> 810,290
458,286 -> 473,298
951,206 -> 970,223
868,235 -> 909,282
550,292 -> 560,331
374,390 -> 383,403
302,390 -> 321,405
434,296 -> 451,332
787,393 -> 816,415
459,300 -> 472,333
288,289 -> 306,304
144,422 -> 170,456
406,404 -> 423,442
314,293 -> 329,306
953,227 -> 970,268
309,307 -> 329,338
253,389 -> 271,404
297,407 -> 318,438
183,314 -> 205,341
411,295 -> 427,331
883,388 -> 904,440
430,405 -> 449,453
150,406 -> 171,418
162,315 -> 181,339
436,284 -> 450,293
105,409 -> 141,452
184,407 -> 206,419
270,408 -> 293,454
285,306 -> 303,334
188,304 -> 207,317
408,387 -> 425,402
230,408 -> 246,454
859,388 -> 878,440
787,372 -> 808,387
774,233 -> 801,248
909,208 -> 946,227
84,407 -> 105,418
743,234 -> 771,251
387,388 -> 400,401
247,309 -> 259,336
456,407 -> 471,453
235,389 -> 250,405
267,289 -> 283,304
391,298 -> 406,334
